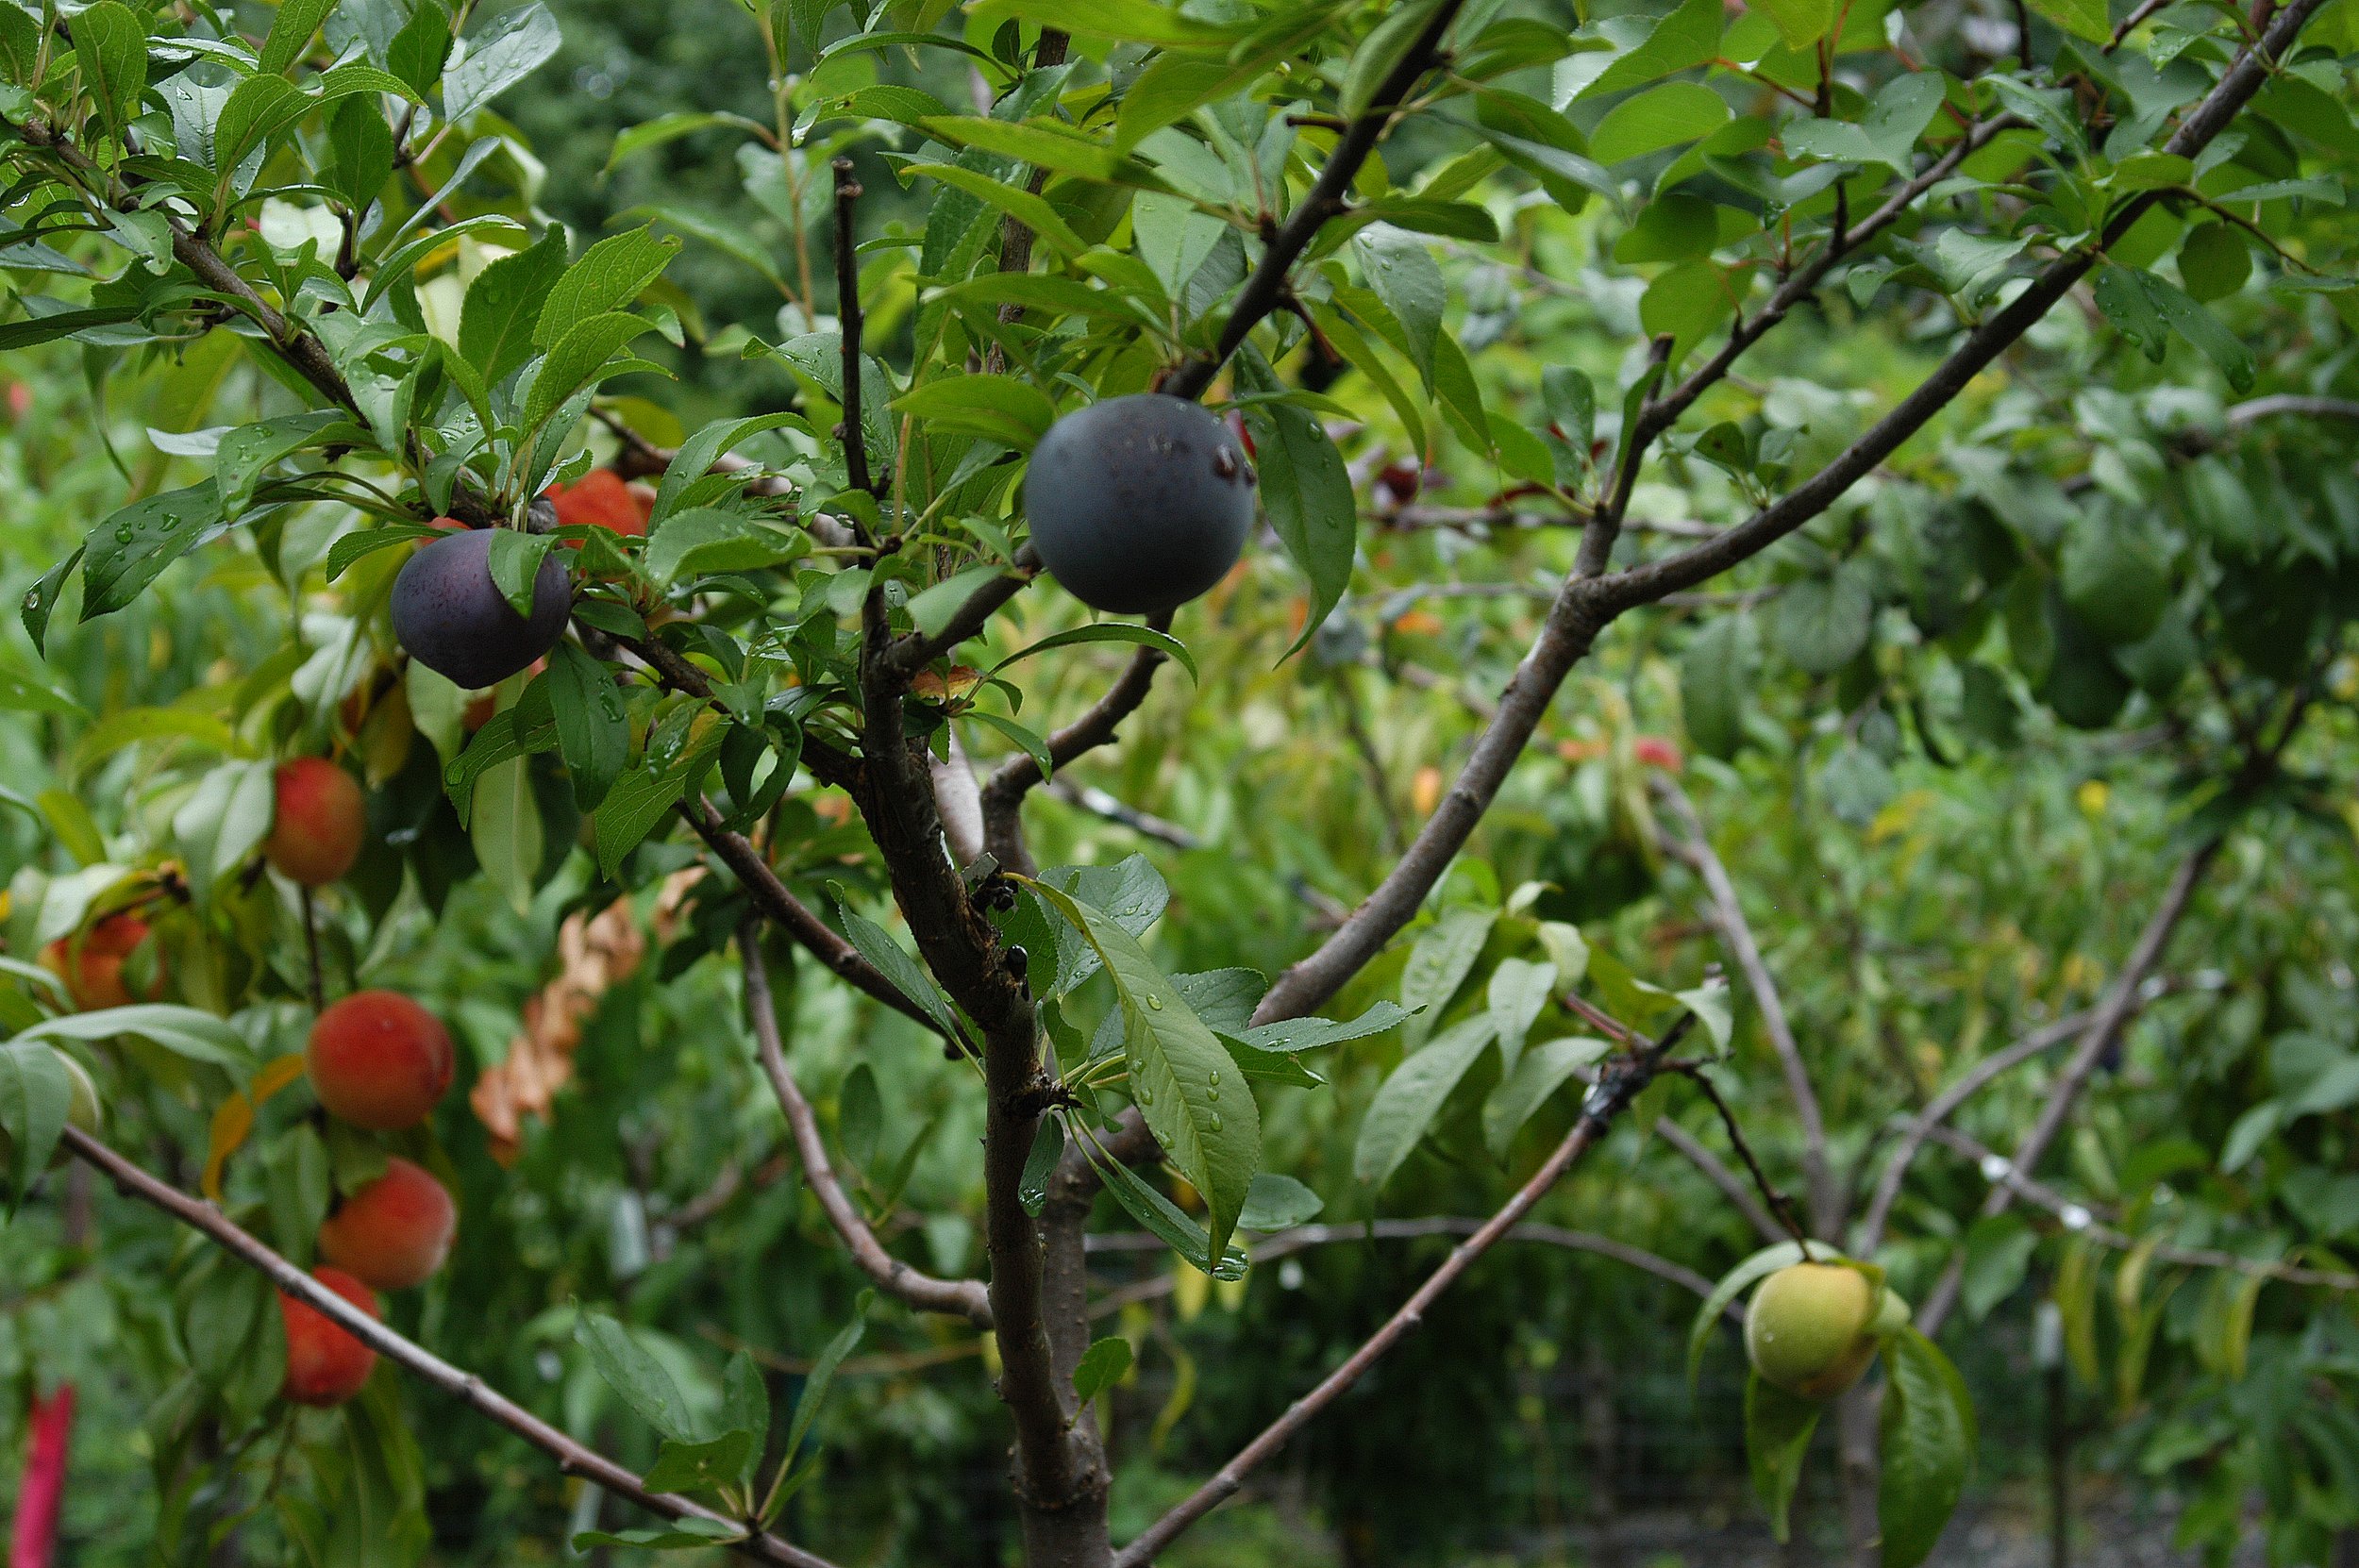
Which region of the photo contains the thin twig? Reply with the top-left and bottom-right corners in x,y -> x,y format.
59,1127 -> 841,1568
741,926 -> 994,1327
979,612 -> 1175,872
1654,777 -> 1836,1231
298,886 -> 325,1014
1664,1063 -> 1813,1256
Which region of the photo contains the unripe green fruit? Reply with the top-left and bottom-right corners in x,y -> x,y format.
0,1053 -> 103,1173
1745,1261 -> 1883,1400
1023,394 -> 1257,614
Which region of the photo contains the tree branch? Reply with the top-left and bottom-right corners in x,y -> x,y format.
1916,841 -> 2218,1335
1112,1018 -> 1692,1565
681,796 -> 948,1040
1085,1217 -> 1723,1305
979,614 -> 1175,873
1162,0 -> 1469,401
831,158 -> 873,501
59,1127 -> 840,1568
1655,777 -> 1836,1231
741,928 -> 994,1326
1854,1008 -> 2097,1254
1250,0 -> 2323,1032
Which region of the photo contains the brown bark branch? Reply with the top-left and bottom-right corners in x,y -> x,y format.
1916,842 -> 2218,1335
1854,1008 -> 2097,1253
1112,1019 -> 1691,1565
742,929 -> 994,1326
681,797 -> 947,1039
59,1127 -> 840,1568
1249,0 -> 2321,1029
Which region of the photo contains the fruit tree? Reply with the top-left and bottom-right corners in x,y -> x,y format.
4,0 -> 2359,1564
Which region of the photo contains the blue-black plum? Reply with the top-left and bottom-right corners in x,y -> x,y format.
391,526 -> 571,690
1023,394 -> 1256,614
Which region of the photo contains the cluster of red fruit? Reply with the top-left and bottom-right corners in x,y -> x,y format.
268,763 -> 460,1408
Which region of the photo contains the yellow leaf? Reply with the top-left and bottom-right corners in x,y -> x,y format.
199,1054 -> 308,1202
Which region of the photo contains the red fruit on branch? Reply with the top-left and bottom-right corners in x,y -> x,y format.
307,991 -> 455,1131
318,1157 -> 457,1290
264,758 -> 367,887
280,1268 -> 379,1408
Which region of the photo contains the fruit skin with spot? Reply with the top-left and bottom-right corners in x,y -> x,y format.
1023,393 -> 1256,614
280,1266 -> 379,1407
390,526 -> 572,690
264,758 -> 367,887
1745,1261 -> 1885,1400
318,1156 -> 456,1291
307,991 -> 455,1131
0,1051 -> 102,1173
41,912 -> 165,1011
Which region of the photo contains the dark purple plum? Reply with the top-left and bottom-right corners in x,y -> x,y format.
390,526 -> 571,690
1023,394 -> 1256,615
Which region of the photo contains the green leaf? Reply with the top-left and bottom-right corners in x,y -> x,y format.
1878,1328 -> 1975,1567
893,375 -> 1057,450
1236,1002 -> 1412,1054
1351,227 -> 1443,387
2092,263 -> 2255,392
386,1 -> 453,97
536,226 -> 682,348
80,485 -> 229,622
1482,1036 -> 1609,1159
217,410 -> 346,517
1782,74 -> 1947,169
461,231 -> 570,384
215,74 -> 312,175
526,311 -> 662,438
987,623 -> 1196,684
593,716 -> 722,877
75,3 -> 150,140
1686,1241 -> 1811,1390
546,643 -> 627,809
1031,881 -> 1261,1259
915,116 -> 1132,183
653,413 -> 807,525
1486,958 -> 1557,1073
785,1295 -> 868,1460
575,1310 -> 696,1443
1772,567 -> 1873,675
0,669 -> 85,719
259,0 -> 338,75
443,1 -> 561,122
173,756 -> 276,900
1352,1015 -> 1497,1191
1576,0 -> 1722,101
833,901 -> 967,1045
1681,612 -> 1754,759
485,530 -> 559,620
2028,0 -> 2109,42
1340,0 -> 1448,122
1085,1143 -> 1247,1278
1236,1171 -> 1323,1230
1240,397 -> 1354,658
17,1006 -> 254,1071
1397,907 -> 1494,1044
0,1043 -> 73,1195
1071,1337 -> 1133,1404
911,161 -> 1088,259
470,755 -> 544,917
962,0 -> 1222,47
605,110 -> 772,173
1590,81 -> 1729,164
643,1431 -> 755,1496
644,508 -> 808,586
1747,1371 -> 1823,1542
326,523 -> 445,582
